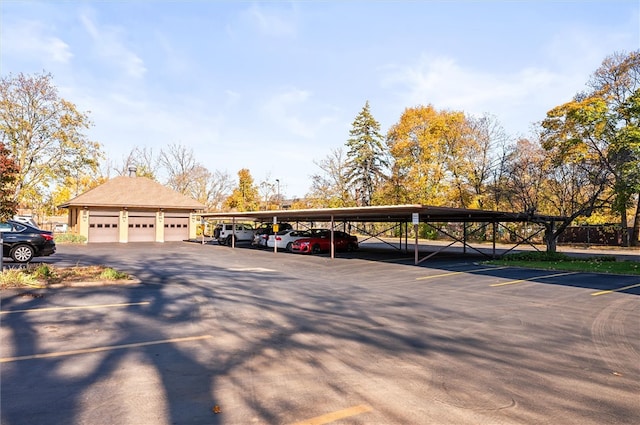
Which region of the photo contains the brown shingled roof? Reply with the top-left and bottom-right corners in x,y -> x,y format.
58,176 -> 205,210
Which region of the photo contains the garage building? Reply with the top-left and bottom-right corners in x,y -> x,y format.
59,173 -> 205,243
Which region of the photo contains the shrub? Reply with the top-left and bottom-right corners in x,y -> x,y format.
502,251 -> 569,262
0,269 -> 43,288
32,264 -> 55,279
99,267 -> 129,280
54,233 -> 87,244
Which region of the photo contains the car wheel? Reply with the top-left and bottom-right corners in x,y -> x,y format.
311,244 -> 321,254
286,242 -> 293,252
10,244 -> 35,263
347,243 -> 357,251
226,235 -> 234,246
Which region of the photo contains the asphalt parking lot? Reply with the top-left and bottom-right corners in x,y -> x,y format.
1,242 -> 639,425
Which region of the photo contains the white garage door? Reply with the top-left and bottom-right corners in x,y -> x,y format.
164,214 -> 190,241
128,213 -> 156,242
89,211 -> 119,243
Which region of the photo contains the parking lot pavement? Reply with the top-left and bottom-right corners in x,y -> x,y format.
1,242 -> 639,424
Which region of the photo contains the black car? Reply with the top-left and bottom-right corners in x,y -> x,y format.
1,220 -> 56,263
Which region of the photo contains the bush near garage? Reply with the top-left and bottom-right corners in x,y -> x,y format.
54,233 -> 87,243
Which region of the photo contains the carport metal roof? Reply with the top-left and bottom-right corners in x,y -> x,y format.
199,204 -> 564,224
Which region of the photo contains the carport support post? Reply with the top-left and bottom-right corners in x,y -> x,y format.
273,216 -> 278,254
414,224 -> 419,265
330,215 -> 335,259
412,213 -> 419,265
0,233 -> 3,271
463,223 -> 468,254
492,221 -> 497,259
232,217 -> 236,248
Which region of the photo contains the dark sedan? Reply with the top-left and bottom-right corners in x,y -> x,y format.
1,220 -> 56,263
290,229 -> 358,254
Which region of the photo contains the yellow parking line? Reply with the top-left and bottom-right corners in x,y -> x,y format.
591,282 -> 640,296
0,335 -> 213,363
490,272 -> 576,287
416,266 -> 507,280
0,301 -> 150,315
290,404 -> 373,425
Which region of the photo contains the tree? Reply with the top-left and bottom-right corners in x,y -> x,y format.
345,101 -> 388,206
205,169 -> 234,211
0,72 -> 103,209
617,88 -> 640,244
307,147 -> 354,208
541,50 -> 640,246
115,146 -> 159,179
386,105 -> 467,206
460,114 -> 509,209
501,138 -> 551,214
224,168 -> 260,211
0,141 -> 19,220
159,143 -> 199,195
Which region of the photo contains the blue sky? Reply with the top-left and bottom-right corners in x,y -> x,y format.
1,1 -> 638,198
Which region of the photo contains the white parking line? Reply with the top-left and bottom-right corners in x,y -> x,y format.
490,272 -> 577,287
1,335 -> 213,363
0,301 -> 151,315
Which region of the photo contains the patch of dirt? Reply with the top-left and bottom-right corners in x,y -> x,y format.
0,265 -> 138,289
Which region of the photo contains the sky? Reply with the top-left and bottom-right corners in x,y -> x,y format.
1,1 -> 639,199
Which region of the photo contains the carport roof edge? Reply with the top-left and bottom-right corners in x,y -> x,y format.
199,204 -> 566,224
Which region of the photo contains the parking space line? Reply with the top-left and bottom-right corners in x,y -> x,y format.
0,335 -> 213,363
490,272 -> 577,287
0,301 -> 150,315
591,282 -> 640,296
290,404 -> 373,425
416,266 -> 507,280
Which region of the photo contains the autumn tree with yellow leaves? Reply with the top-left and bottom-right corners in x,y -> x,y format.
0,72 -> 103,212
224,168 -> 260,212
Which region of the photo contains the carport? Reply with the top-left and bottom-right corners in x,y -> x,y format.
199,204 -> 565,264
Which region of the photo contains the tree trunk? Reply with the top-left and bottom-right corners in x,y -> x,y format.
545,221 -> 557,253
620,208 -> 629,247
632,194 -> 640,247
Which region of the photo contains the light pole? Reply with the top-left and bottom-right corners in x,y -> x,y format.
275,179 -> 280,209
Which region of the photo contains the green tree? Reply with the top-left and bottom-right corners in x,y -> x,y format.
0,141 -> 19,220
541,50 -> 640,246
0,72 -> 103,209
617,88 -> 640,243
345,101 -> 388,206
224,168 -> 260,211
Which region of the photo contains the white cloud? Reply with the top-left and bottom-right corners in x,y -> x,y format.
79,11 -> 146,79
243,3 -> 298,37
2,19 -> 72,64
381,54 -> 585,137
261,88 -> 317,139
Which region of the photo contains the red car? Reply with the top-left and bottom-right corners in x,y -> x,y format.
290,229 -> 358,254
